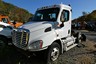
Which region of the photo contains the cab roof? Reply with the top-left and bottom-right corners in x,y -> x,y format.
37,4 -> 71,11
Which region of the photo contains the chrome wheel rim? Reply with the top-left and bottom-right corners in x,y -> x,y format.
51,47 -> 59,61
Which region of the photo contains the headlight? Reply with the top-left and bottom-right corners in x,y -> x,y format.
28,40 -> 43,50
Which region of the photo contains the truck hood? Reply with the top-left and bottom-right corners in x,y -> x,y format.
19,21 -> 53,32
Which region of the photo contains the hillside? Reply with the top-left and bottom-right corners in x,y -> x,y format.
0,0 -> 33,23
72,10 -> 96,22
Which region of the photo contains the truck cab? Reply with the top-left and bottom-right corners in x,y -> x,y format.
12,4 -> 82,63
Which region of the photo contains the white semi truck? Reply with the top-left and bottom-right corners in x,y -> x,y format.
12,4 -> 85,63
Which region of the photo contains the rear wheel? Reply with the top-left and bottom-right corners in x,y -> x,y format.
75,32 -> 83,47
75,32 -> 81,43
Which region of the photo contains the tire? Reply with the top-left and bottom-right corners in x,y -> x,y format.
0,36 -> 8,47
75,32 -> 81,43
45,42 -> 60,64
75,32 -> 83,47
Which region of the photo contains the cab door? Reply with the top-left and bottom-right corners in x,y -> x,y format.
60,10 -> 71,38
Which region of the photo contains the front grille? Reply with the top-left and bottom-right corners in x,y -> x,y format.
12,29 -> 30,48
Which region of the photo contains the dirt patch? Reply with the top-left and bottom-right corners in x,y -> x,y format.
75,55 -> 94,64
52,40 -> 96,64
83,40 -> 96,51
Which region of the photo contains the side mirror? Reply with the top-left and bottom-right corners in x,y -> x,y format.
61,17 -> 65,22
60,17 -> 65,27
60,22 -> 64,27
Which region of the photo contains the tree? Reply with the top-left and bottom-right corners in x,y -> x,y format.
0,1 -> 33,23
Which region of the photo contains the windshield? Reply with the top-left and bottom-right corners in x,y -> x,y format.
32,8 -> 60,21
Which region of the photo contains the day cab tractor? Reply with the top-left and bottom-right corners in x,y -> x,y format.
0,15 -> 23,28
12,4 -> 86,63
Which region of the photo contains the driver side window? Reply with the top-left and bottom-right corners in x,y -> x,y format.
60,10 -> 69,22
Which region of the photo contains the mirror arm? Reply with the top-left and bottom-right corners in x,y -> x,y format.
60,22 -> 64,27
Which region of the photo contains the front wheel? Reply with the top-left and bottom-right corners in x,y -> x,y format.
46,42 -> 60,64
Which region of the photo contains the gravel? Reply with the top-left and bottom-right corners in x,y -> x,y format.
53,40 -> 96,64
